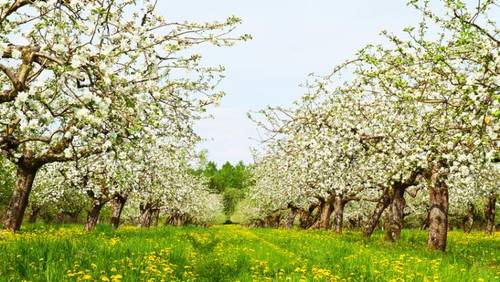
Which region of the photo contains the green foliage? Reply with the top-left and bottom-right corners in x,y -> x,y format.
195,161 -> 253,220
0,225 -> 498,281
222,187 -> 245,218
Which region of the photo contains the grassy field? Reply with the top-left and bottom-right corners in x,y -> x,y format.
0,225 -> 498,282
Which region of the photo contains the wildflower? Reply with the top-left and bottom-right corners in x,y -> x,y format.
110,274 -> 122,281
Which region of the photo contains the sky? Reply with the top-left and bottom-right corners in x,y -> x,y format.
158,0 -> 421,165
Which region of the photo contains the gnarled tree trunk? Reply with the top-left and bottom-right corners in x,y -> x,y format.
166,211 -> 183,226
485,192 -> 496,234
319,197 -> 335,229
385,185 -> 405,241
299,203 -> 319,229
139,203 -> 155,228
365,168 -> 422,240
364,187 -> 391,238
427,164 -> 449,251
333,195 -> 346,234
84,200 -> 105,232
3,166 -> 38,231
110,195 -> 127,229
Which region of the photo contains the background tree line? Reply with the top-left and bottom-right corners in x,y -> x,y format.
192,155 -> 253,223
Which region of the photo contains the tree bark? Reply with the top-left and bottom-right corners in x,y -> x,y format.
385,185 -> 406,241
310,198 -> 326,229
284,207 -> 298,228
272,213 -> 281,228
364,187 -> 391,238
2,166 -> 38,231
299,203 -> 319,229
139,203 -> 154,228
333,195 -> 346,234
153,208 -> 160,227
364,168 -> 422,239
110,195 -> 127,230
84,200 -> 105,232
28,205 -> 41,223
485,192 -> 496,234
166,211 -> 183,226
319,197 -> 335,229
177,214 -> 185,226
462,203 -> 474,233
427,170 -> 449,251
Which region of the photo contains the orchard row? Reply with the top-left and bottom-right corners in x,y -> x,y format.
0,1 -> 249,231
244,0 -> 498,252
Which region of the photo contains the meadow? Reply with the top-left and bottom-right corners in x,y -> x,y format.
0,225 -> 498,282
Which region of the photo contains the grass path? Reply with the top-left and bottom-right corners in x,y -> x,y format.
227,225 -> 299,259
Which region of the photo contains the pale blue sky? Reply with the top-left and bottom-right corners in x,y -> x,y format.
159,1 -> 421,165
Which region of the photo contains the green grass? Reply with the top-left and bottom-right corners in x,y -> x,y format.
0,224 -> 498,281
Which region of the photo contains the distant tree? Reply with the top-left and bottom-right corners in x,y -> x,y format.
196,160 -> 252,221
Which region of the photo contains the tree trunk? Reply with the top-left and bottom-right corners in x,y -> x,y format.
28,206 -> 41,223
333,195 -> 345,234
153,209 -> 160,227
176,214 -> 188,226
177,214 -> 184,226
299,203 -> 319,229
275,213 -> 282,227
485,192 -> 496,234
319,198 -> 335,229
139,203 -> 154,228
2,166 -> 38,231
463,203 -> 474,233
110,195 -> 127,230
385,185 -> 406,241
364,187 -> 391,238
310,199 -> 326,229
84,200 -> 104,232
166,212 -> 182,226
298,210 -> 309,229
284,207 -> 298,228
165,213 -> 173,225
427,179 -> 449,251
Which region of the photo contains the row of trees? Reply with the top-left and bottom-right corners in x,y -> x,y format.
0,0 -> 249,231
245,0 -> 498,251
